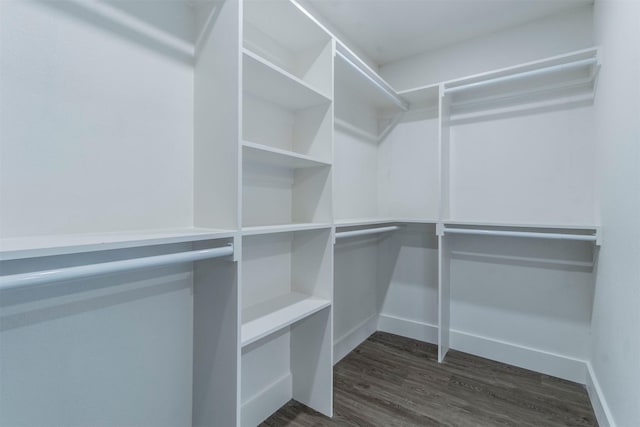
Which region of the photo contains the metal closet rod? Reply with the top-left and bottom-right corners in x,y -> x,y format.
288,0 -> 409,111
444,57 -> 598,94
443,228 -> 597,242
335,225 -> 400,240
0,245 -> 234,291
336,50 -> 409,111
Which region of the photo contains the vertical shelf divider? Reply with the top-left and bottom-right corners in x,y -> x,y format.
193,0 -> 242,426
437,84 -> 452,363
437,224 -> 451,363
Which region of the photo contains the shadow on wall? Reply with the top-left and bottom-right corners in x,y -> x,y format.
33,0 -> 223,65
0,270 -> 191,332
376,224 -> 438,312
449,235 -> 595,272
449,235 -> 596,323
0,242 -> 233,330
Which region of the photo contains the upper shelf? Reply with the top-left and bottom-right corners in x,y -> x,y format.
334,49 -> 408,112
335,217 -> 438,228
443,48 -> 599,111
0,227 -> 237,261
440,220 -> 600,245
443,219 -> 599,231
398,84 -> 440,111
243,0 -> 333,98
243,48 -> 331,110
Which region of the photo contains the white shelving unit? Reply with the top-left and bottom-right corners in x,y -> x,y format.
243,49 -> 331,111
333,60 -> 440,223
434,48 -> 601,371
440,49 -> 600,227
1,1 -> 608,426
444,48 -> 599,118
241,1 -> 333,231
1,0 -> 243,425
242,141 -> 331,169
239,2 -> 334,425
242,292 -> 331,347
0,228 -> 237,261
240,228 -> 333,426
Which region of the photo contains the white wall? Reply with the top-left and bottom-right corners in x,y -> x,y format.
0,0 -> 195,237
590,1 -> 640,426
333,128 -> 379,219
377,225 -> 439,334
449,105 -> 597,225
380,5 -> 594,91
334,238 -> 378,344
378,113 -> 440,220
0,2 -> 198,426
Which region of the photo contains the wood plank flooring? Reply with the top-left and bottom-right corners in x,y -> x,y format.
261,332 -> 597,427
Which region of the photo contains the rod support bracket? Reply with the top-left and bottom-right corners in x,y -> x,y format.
231,237 -> 240,262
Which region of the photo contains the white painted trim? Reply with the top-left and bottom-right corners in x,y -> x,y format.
375,315 -> 588,384
377,314 -> 438,344
333,315 -> 378,364
586,362 -> 616,427
241,374 -> 292,427
450,329 -> 587,384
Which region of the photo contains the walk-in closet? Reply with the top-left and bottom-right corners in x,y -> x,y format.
1,0 -> 638,426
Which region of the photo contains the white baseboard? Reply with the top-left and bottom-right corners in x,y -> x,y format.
240,374 -> 291,427
334,315 -> 378,364
375,315 -> 587,384
450,330 -> 587,384
377,314 -> 438,344
586,362 -> 616,427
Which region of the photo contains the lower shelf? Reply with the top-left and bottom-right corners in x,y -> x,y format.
241,292 -> 331,347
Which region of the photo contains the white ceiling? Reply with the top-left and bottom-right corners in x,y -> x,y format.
304,0 -> 593,65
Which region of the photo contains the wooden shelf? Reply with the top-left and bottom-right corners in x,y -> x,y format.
243,48 -> 331,110
243,141 -> 331,169
241,292 -> 331,347
242,223 -> 332,236
0,228 -> 237,261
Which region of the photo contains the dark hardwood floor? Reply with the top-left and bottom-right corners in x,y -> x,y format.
262,332 -> 597,427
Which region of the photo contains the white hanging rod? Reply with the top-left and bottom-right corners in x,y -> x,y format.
443,228 -> 597,242
335,226 -> 400,240
336,50 -> 409,112
444,58 -> 598,95
0,245 -> 234,291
